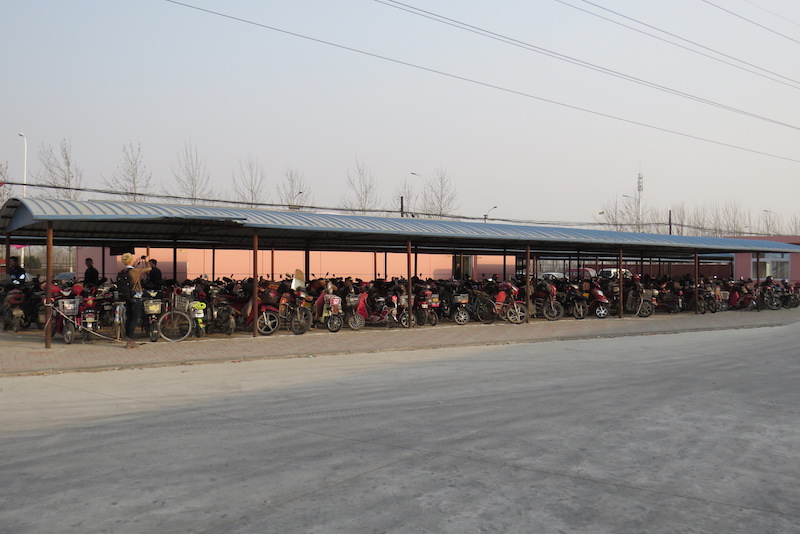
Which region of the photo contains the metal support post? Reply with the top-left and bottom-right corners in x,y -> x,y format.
45,222 -> 53,348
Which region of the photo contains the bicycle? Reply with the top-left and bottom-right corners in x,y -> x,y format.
158,293 -> 193,342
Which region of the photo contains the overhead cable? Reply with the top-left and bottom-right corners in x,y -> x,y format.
162,0 -> 800,164
554,0 -> 800,90
700,0 -> 800,46
376,0 -> 800,131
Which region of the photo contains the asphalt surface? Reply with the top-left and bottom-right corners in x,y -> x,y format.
0,307 -> 798,375
1,316 -> 799,533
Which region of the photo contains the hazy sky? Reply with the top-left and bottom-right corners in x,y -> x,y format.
3,0 -> 800,226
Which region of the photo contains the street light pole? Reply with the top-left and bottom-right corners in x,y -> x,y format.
484,206 -> 497,223
18,133 -> 27,267
18,133 -> 27,198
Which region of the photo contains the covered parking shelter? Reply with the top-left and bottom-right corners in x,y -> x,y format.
3,197 -> 800,348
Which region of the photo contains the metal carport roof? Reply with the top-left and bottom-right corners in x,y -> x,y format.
3,197 -> 800,257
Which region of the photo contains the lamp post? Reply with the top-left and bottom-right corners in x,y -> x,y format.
18,133 -> 28,267
483,205 -> 497,223
18,133 -> 27,198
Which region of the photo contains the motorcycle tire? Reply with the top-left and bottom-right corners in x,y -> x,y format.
63,322 -> 75,345
453,307 -> 469,325
289,307 -> 313,335
81,325 -> 91,343
507,303 -> 528,324
11,315 -> 20,333
346,312 -> 365,331
637,300 -> 654,318
148,321 -> 159,342
427,310 -> 438,327
595,304 -> 610,319
196,323 -> 206,338
227,316 -> 236,336
257,310 -> 280,336
572,300 -> 588,320
697,299 -> 707,314
475,299 -> 496,324
398,310 -> 417,328
415,309 -> 427,327
542,301 -> 563,322
766,296 -> 781,311
326,314 -> 343,333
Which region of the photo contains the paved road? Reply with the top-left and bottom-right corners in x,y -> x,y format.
1,308 -> 798,375
2,322 -> 799,533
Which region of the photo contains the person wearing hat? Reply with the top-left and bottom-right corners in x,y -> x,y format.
120,253 -> 151,349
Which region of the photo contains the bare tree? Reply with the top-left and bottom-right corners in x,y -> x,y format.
171,140 -> 213,205
757,210 -> 783,236
277,167 -> 312,207
0,162 -> 12,204
420,167 -> 459,218
36,139 -> 84,200
231,156 -> 268,206
340,159 -> 380,214
103,142 -> 153,202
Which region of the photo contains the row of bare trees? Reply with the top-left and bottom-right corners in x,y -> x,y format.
597,195 -> 800,237
2,140 -> 459,218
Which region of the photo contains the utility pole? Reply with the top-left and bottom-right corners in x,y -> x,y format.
400,196 -> 404,218
636,171 -> 643,232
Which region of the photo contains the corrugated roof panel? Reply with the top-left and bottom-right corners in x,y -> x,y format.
2,197 -> 800,255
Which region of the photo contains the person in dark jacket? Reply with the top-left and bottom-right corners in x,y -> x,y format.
84,258 -> 100,286
147,259 -> 163,290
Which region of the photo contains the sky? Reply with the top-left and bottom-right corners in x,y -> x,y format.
2,0 -> 800,227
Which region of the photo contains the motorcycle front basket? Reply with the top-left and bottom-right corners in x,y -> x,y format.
58,298 -> 80,316
143,299 -> 162,315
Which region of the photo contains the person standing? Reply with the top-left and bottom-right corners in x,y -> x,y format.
147,259 -> 163,290
7,256 -> 26,283
84,258 -> 99,286
120,253 -> 151,349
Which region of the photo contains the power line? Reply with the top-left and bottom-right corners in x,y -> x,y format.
700,0 -> 800,46
161,0 -> 800,164
375,0 -> 800,132
554,0 -> 800,90
0,182 -> 783,237
741,0 -> 800,29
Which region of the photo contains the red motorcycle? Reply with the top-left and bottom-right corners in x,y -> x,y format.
492,281 -> 528,324
530,279 -> 564,321
586,280 -> 611,318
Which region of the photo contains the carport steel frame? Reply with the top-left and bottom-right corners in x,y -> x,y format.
3,197 -> 799,348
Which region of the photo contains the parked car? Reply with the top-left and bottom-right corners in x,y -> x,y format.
567,268 -> 597,280
540,272 -> 565,281
598,268 -> 633,279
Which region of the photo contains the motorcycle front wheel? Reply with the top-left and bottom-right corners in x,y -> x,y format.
346,312 -> 365,330
326,314 -> 343,333
637,300 -> 654,318
453,307 -> 469,325
289,307 -> 313,335
147,321 -> 159,342
398,310 -> 417,328
427,310 -> 439,327
63,321 -> 75,344
595,304 -> 610,319
542,301 -> 563,321
257,310 -> 280,336
507,303 -> 528,324
572,300 -> 588,320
